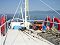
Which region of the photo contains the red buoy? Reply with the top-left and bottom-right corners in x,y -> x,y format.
54,17 -> 60,31
1,16 -> 6,36
44,16 -> 53,28
44,16 -> 60,31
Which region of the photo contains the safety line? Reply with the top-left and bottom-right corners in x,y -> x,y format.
39,0 -> 60,16
13,1 -> 21,19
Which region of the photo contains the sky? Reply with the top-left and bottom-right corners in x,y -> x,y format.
0,0 -> 60,14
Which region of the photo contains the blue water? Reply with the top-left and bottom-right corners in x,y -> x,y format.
0,11 -> 60,20
29,11 -> 60,20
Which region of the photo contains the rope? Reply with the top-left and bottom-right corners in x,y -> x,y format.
22,31 -> 44,44
22,31 -> 37,42
24,30 -> 53,45
39,0 -> 60,16
13,1 -> 21,19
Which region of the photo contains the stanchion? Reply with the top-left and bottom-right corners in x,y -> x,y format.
0,26 -> 1,45
0,26 -> 1,37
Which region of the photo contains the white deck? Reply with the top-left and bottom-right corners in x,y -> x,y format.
1,29 -> 54,45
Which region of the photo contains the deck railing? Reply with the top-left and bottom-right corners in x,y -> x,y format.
0,19 -> 60,35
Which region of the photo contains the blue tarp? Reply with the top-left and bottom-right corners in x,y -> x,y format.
13,25 -> 22,30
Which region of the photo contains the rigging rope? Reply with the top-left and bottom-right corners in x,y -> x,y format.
13,1 -> 21,19
39,0 -> 60,16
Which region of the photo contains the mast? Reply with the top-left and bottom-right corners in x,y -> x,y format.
25,0 -> 29,27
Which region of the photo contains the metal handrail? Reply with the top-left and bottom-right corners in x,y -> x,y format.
0,19 -> 60,29
44,21 -> 60,24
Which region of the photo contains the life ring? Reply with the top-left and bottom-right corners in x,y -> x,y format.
44,16 -> 53,28
53,17 -> 60,30
1,16 -> 6,36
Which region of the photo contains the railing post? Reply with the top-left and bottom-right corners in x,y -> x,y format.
0,26 -> 1,32
0,26 -> 1,36
5,23 -> 6,34
0,26 -> 1,45
47,16 -> 48,26
6,22 -> 8,33
53,16 -> 55,27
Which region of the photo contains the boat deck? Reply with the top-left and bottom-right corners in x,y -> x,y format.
1,29 -> 54,45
